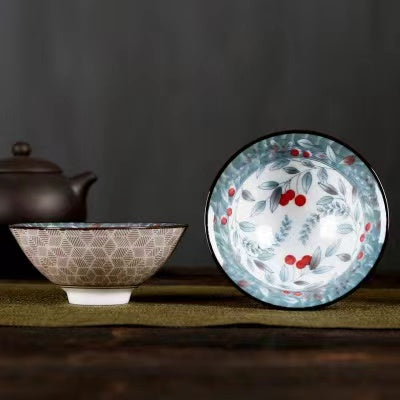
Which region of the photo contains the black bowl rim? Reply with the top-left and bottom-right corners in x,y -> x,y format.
10,222 -> 189,230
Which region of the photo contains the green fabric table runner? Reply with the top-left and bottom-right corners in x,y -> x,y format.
1,281 -> 400,328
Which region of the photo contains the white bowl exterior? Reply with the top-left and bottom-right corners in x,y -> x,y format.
62,287 -> 133,305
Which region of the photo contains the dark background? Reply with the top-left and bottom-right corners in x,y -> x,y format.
0,0 -> 398,270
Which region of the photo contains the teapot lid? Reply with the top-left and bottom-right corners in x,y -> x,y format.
0,142 -> 62,173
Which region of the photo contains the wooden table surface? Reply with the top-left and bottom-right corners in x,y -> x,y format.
1,267 -> 400,400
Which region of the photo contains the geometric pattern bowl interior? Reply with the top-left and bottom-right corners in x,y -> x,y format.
10,223 -> 187,288
205,131 -> 388,309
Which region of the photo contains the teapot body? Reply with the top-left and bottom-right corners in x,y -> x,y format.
0,173 -> 87,224
0,142 -> 97,278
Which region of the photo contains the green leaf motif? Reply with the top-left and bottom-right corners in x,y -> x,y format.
242,190 -> 255,201
318,182 -> 338,195
269,158 -> 290,171
354,205 -> 360,222
251,200 -> 266,217
257,250 -> 275,261
254,260 -> 273,273
232,231 -> 238,247
352,186 -> 358,203
297,139 -> 314,148
364,202 -> 374,218
337,253 -> 351,261
337,224 -> 353,234
280,264 -> 289,282
325,239 -> 342,257
215,238 -> 225,249
317,196 -> 334,205
256,155 -> 269,178
258,181 -> 279,190
265,273 -> 275,284
294,280 -> 310,286
270,186 -> 282,213
309,246 -> 321,270
283,166 -> 300,174
326,145 -> 336,162
338,178 -> 346,196
313,265 -> 334,274
302,172 -> 312,194
298,213 -> 320,245
256,164 -> 266,179
317,167 -> 328,182
239,221 -> 256,232
364,244 -> 374,255
270,139 -> 280,148
302,160 -> 314,167
273,215 -> 292,246
317,200 -> 349,217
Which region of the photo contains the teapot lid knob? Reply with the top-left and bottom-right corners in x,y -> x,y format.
0,141 -> 62,173
12,142 -> 31,157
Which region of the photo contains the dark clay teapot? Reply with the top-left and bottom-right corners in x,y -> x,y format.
0,142 -> 97,224
0,142 -> 97,278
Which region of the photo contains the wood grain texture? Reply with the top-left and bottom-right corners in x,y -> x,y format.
1,267 -> 400,399
1,326 -> 400,399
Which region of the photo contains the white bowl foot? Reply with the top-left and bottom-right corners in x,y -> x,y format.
62,287 -> 133,305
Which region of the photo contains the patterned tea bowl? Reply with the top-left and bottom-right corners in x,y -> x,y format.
206,131 -> 388,309
10,223 -> 187,305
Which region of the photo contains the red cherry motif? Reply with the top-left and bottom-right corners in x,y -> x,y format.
280,190 -> 297,207
227,208 -> 232,216
303,151 -> 312,158
295,254 -> 312,269
360,233 -> 366,242
343,155 -> 356,165
295,194 -> 306,206
238,280 -> 249,288
279,191 -> 308,207
286,189 -> 296,200
294,292 -> 302,297
283,290 -> 291,295
302,255 -> 312,265
285,255 -> 296,265
365,222 -> 371,232
279,193 -> 289,206
290,148 -> 300,156
357,251 -> 364,260
296,260 -> 307,269
228,187 -> 235,197
221,216 -> 227,225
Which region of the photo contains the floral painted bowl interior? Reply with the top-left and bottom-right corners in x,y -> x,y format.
205,131 -> 388,309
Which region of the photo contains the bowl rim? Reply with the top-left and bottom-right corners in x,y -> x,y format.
9,222 -> 189,230
204,129 -> 390,310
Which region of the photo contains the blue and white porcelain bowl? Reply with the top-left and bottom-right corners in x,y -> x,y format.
205,131 -> 388,309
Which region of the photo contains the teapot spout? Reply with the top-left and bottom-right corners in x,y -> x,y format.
70,171 -> 97,199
